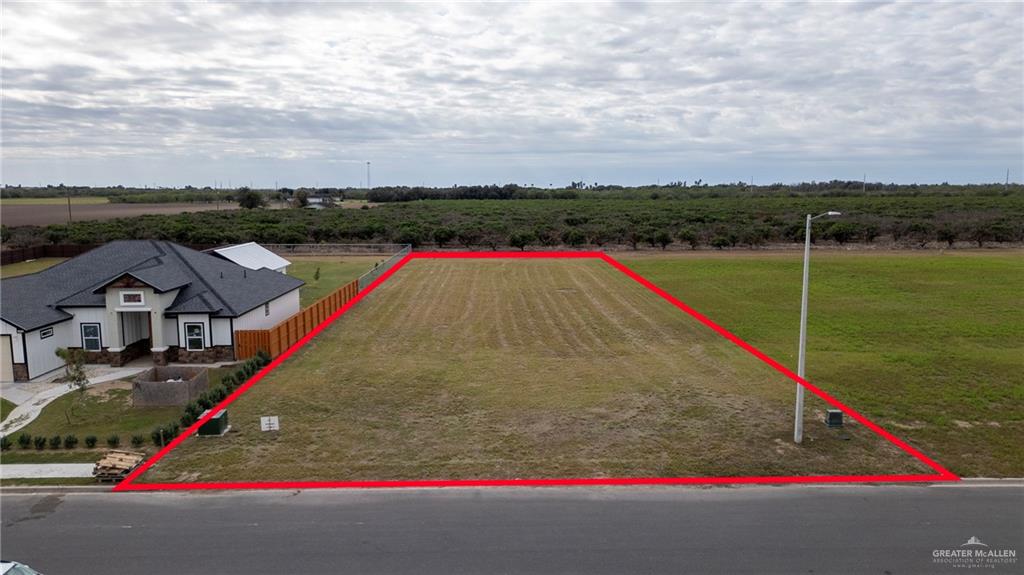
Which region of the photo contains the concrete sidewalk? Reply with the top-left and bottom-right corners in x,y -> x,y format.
0,463 -> 94,478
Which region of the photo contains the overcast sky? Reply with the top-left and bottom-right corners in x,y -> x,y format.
2,2 -> 1022,188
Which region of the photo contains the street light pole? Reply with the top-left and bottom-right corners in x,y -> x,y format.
794,210 -> 841,444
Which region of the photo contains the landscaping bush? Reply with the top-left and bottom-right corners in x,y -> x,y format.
256,350 -> 271,365
220,373 -> 237,390
33,436 -> 46,450
49,435 -> 62,449
151,424 -> 179,447
130,435 -> 145,448
17,433 -> 31,449
63,434 -> 78,449
0,436 -> 11,451
210,385 -> 228,403
85,435 -> 98,448
106,434 -> 120,448
197,396 -> 213,410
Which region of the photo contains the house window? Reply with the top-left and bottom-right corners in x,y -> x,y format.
40,327 -> 54,339
264,302 -> 270,317
120,291 -> 144,306
81,324 -> 101,351
184,323 -> 205,351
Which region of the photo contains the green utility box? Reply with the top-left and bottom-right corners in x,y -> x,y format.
197,409 -> 229,436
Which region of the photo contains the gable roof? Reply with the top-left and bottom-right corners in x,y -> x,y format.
211,242 -> 291,271
1,240 -> 304,331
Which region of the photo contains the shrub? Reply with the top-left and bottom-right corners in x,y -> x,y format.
49,435 -> 62,449
17,433 -> 31,449
221,373 -> 237,390
256,350 -> 271,366
34,436 -> 47,450
106,434 -> 120,448
130,435 -> 145,448
63,434 -> 79,449
197,396 -> 213,410
85,435 -> 98,448
0,436 -> 11,451
210,385 -> 228,403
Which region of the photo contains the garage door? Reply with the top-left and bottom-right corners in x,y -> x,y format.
1,335 -> 13,382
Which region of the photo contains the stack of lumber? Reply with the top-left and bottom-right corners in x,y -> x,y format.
93,450 -> 144,483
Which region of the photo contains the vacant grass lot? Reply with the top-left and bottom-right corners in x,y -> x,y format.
1,257 -> 67,278
143,258 -> 927,483
287,255 -> 385,307
620,250 -> 1024,477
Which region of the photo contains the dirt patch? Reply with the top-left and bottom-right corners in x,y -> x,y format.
85,380 -> 132,397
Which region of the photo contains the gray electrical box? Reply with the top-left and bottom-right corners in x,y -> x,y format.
825,409 -> 844,428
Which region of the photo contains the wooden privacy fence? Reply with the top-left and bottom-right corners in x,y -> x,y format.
234,279 -> 359,360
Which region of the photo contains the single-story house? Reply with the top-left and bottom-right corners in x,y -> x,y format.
211,242 -> 291,274
1,240 -> 304,381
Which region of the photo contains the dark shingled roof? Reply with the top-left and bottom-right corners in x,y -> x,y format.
1,240 -> 304,331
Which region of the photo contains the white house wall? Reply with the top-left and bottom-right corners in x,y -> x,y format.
25,321 -> 71,378
233,289 -> 301,331
1,320 -> 25,363
211,318 -> 232,346
176,314 -> 211,348
64,307 -> 106,350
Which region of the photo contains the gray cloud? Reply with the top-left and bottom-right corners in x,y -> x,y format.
1,1 -> 1021,186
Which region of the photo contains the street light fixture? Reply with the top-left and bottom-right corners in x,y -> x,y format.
794,210 -> 842,444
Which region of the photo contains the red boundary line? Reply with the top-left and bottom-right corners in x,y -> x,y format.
116,251 -> 957,492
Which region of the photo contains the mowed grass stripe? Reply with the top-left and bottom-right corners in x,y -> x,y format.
142,258 -> 930,483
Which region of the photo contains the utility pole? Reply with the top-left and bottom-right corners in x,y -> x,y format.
366,161 -> 372,189
1006,169 -> 1010,192
862,173 -> 866,194
66,185 -> 72,227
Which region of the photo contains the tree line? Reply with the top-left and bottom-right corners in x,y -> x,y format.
2,195 -> 1021,251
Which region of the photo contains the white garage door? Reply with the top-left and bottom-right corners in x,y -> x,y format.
1,335 -> 13,382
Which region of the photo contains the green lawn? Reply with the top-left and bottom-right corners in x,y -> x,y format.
1,397 -> 16,421
620,250 -> 1024,477
1,257 -> 67,278
287,256 -> 385,307
16,382 -> 182,446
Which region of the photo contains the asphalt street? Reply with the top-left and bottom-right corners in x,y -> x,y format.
1,482 -> 1021,574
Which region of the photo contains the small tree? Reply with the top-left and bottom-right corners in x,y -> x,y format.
313,266 -> 321,282
509,231 -> 535,251
433,226 -> 456,248
294,189 -> 309,208
676,227 -> 699,250
56,347 -> 89,425
236,188 -> 265,209
654,230 -> 673,250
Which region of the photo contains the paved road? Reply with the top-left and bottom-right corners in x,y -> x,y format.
2,483 -> 1021,574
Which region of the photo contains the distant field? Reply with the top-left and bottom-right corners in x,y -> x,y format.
0,257 -> 67,278
142,257 -> 926,484
1,196 -> 109,205
287,255 -> 385,307
621,250 -> 1024,477
0,202 -> 240,227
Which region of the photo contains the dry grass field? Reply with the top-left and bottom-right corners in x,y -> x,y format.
142,258 -> 929,483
